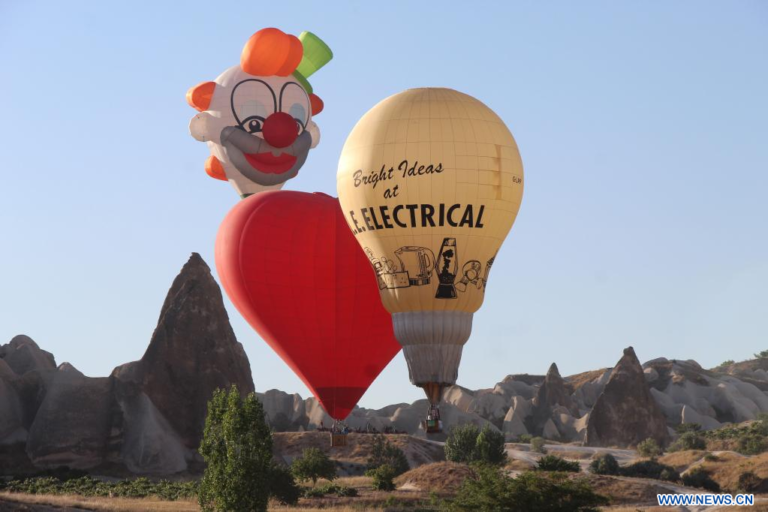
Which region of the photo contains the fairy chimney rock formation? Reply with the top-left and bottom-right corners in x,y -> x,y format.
585,347 -> 670,448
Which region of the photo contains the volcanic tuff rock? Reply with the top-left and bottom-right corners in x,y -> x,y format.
585,347 -> 670,448
0,253 -> 254,475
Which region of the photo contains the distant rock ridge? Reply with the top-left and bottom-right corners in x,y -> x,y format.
5,255 -> 768,472
0,253 -> 253,475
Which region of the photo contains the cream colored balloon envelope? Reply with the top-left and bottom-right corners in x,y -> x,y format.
337,88 -> 523,401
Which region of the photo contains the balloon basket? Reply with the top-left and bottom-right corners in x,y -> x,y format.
424,404 -> 443,434
330,432 -> 348,447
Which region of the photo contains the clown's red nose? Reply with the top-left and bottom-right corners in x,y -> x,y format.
262,112 -> 299,148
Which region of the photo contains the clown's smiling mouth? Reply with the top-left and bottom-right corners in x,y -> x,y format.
243,152 -> 298,174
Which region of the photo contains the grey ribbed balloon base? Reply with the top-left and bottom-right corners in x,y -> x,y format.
392,311 -> 473,386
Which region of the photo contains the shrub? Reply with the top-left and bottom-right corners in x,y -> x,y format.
675,423 -> 702,435
475,425 -> 508,466
518,434 -> 533,443
531,436 -> 547,454
588,453 -> 619,476
269,464 -> 300,505
703,453 -> 719,462
637,438 -> 663,459
718,360 -> 735,368
198,387 -> 275,512
0,476 -> 197,499
366,435 -> 410,476
450,466 -> 608,511
302,482 -> 357,498
621,460 -> 679,482
737,433 -> 766,455
370,464 -> 397,491
755,350 -> 768,359
737,471 -> 761,493
536,455 -> 580,473
669,432 -> 706,452
291,448 -> 336,486
445,424 -> 507,465
445,424 -> 480,463
682,467 -> 720,492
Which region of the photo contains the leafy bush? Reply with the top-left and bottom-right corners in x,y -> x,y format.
669,432 -> 706,452
302,482 -> 357,498
531,436 -> 547,454
755,350 -> 768,359
703,453 -> 719,462
588,453 -> 619,476
445,424 -> 507,465
445,424 -> 480,463
198,387 -> 275,512
518,434 -> 533,443
738,433 -> 767,455
737,471 -> 761,493
718,360 -> 735,368
449,465 -> 608,511
292,447 -> 337,486
366,435 -> 410,476
370,464 -> 397,491
475,425 -> 508,466
675,423 -> 702,435
269,464 -> 301,505
536,455 -> 580,473
682,467 -> 720,492
637,438 -> 663,459
0,476 -> 197,500
620,460 -> 680,482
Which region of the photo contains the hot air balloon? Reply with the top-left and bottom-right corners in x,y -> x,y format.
187,28 -> 332,198
215,190 -> 401,439
336,88 -> 524,432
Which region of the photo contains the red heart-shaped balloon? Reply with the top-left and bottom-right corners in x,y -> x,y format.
215,191 -> 401,420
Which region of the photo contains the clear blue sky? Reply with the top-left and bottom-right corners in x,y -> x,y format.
1,1 -> 766,409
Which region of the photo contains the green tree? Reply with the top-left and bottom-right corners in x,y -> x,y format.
450,465 -> 608,511
674,423 -> 702,435
445,424 -> 481,463
475,424 -> 508,466
370,464 -> 397,491
669,431 -> 706,452
291,448 -> 337,486
198,387 -> 275,512
755,350 -> 768,359
588,453 -> 619,476
637,438 -> 663,459
366,435 -> 410,476
536,455 -> 580,473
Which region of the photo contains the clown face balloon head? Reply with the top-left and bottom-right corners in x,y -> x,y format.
187,29 -> 332,198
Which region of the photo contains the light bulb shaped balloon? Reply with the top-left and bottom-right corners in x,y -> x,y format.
337,88 -> 524,404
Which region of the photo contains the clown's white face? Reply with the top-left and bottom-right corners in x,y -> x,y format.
189,66 -> 320,197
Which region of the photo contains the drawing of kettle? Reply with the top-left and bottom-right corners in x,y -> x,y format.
395,247 -> 435,286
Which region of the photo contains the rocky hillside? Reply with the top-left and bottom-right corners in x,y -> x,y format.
260,348 -> 768,449
0,254 -> 253,476
4,254 -> 768,476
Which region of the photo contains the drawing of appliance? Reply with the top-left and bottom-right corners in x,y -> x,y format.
480,255 -> 495,292
395,247 -> 435,286
434,238 -> 458,299
455,260 -> 482,292
366,247 -> 410,289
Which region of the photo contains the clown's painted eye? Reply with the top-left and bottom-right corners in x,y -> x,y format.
294,118 -> 304,136
243,116 -> 264,133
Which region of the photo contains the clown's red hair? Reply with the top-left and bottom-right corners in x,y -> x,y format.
241,28 -> 303,77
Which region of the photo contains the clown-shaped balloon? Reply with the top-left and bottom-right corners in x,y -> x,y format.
187,28 -> 332,198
